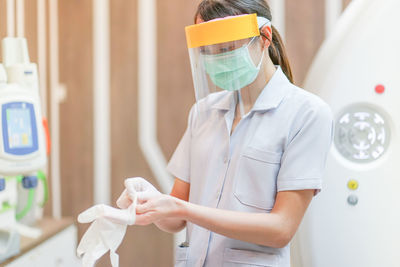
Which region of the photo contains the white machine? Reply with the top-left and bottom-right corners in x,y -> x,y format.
0,37 -> 48,226
0,37 -> 48,263
292,0 -> 400,266
0,177 -> 19,262
0,38 -> 47,174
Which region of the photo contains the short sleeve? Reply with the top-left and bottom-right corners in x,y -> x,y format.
277,102 -> 334,194
166,105 -> 195,183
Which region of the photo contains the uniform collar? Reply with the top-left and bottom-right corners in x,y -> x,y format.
210,91 -> 236,110
251,66 -> 289,112
211,66 -> 290,112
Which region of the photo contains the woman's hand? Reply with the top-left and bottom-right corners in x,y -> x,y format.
116,177 -> 161,209
135,194 -> 185,225
115,177 -> 189,232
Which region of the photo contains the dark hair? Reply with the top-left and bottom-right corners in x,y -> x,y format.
195,0 -> 294,83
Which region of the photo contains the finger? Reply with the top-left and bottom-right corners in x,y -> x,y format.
124,177 -> 135,190
124,177 -> 145,192
103,205 -> 135,225
126,188 -> 138,202
125,195 -> 138,225
78,205 -> 104,223
116,189 -> 132,209
135,213 -> 154,226
136,201 -> 153,214
136,191 -> 161,204
131,193 -> 138,207
136,191 -> 151,203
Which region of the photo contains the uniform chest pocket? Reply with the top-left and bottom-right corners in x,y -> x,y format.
174,246 -> 188,267
234,147 -> 282,211
223,248 -> 278,267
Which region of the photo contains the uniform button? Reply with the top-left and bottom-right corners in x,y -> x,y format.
223,157 -> 228,163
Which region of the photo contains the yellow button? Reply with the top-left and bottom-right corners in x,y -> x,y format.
347,179 -> 359,190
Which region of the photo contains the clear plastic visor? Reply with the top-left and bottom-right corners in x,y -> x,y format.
188,36 -> 265,127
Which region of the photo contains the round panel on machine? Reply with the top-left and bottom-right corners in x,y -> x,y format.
334,104 -> 390,163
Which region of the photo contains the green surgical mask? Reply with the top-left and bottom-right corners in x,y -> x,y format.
202,38 -> 264,91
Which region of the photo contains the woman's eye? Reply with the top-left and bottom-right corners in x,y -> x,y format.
219,46 -> 236,53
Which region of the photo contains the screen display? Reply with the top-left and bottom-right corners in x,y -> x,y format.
2,102 -> 39,156
6,107 -> 33,148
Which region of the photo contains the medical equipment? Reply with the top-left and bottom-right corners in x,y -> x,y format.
0,37 -> 48,228
291,0 -> 400,266
0,177 -> 20,263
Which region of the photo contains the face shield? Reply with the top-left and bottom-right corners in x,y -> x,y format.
185,14 -> 271,125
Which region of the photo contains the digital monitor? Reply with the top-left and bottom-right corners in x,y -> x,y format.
2,102 -> 39,156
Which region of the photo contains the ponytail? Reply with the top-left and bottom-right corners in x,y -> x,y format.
267,26 -> 294,83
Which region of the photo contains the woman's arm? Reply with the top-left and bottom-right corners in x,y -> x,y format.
152,178 -> 190,233
182,190 -> 313,248
137,188 -> 314,248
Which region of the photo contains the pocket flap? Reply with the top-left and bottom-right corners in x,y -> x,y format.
242,147 -> 282,164
223,248 -> 278,266
175,246 -> 189,261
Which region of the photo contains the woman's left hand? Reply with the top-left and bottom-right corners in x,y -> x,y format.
135,194 -> 184,225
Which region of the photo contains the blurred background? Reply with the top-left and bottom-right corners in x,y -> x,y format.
1,0 -> 383,266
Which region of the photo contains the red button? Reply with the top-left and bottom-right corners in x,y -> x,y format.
375,84 -> 385,94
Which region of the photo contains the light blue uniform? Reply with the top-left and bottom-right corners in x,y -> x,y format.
167,67 -> 334,267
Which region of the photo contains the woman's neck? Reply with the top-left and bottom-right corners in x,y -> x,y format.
238,56 -> 277,113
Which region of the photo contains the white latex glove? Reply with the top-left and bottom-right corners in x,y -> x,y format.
77,194 -> 137,267
116,177 -> 161,209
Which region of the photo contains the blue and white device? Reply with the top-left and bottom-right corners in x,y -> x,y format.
0,38 -> 46,175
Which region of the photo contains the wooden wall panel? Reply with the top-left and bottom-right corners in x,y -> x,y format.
286,0 -> 325,85
58,0 -> 94,238
110,0 -> 173,266
157,0 -> 199,160
24,0 -> 37,62
0,0 -> 7,60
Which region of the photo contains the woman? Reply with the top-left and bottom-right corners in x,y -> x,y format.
117,1 -> 333,266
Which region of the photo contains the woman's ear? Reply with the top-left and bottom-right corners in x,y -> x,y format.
260,25 -> 272,48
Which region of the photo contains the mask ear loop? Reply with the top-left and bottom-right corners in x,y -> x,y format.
256,46 -> 265,69
237,37 -> 266,118
244,35 -> 265,69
